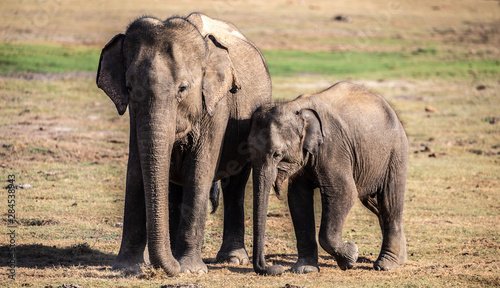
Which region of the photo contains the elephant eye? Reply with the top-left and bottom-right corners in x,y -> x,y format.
273,151 -> 282,159
176,81 -> 190,102
178,81 -> 190,93
125,80 -> 132,93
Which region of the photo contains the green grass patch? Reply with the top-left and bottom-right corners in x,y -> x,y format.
263,50 -> 500,80
0,43 -> 100,74
1,43 -> 498,81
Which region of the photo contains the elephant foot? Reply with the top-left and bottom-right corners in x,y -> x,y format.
291,257 -> 319,274
112,251 -> 145,275
334,242 -> 358,271
374,253 -> 400,271
178,255 -> 208,275
374,234 -> 407,271
216,247 -> 250,265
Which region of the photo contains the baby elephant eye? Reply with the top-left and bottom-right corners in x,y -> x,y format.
273,151 -> 282,159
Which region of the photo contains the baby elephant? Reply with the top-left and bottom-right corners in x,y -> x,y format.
249,81 -> 408,275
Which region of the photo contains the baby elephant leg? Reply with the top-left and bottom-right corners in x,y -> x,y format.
363,167 -> 407,271
318,177 -> 358,270
288,178 -> 319,274
216,166 -> 251,265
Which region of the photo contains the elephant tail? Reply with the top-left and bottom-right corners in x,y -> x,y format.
210,181 -> 220,214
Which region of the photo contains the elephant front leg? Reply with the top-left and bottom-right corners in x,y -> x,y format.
216,164 -> 251,265
318,176 -> 359,271
173,175 -> 211,274
169,183 -> 183,252
113,139 -> 147,273
288,178 -> 319,274
173,147 -> 224,274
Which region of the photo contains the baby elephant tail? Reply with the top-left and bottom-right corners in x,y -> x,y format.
210,181 -> 221,214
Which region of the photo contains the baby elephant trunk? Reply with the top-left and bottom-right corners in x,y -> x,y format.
252,165 -> 286,275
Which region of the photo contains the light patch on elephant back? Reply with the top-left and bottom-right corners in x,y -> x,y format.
198,14 -> 246,41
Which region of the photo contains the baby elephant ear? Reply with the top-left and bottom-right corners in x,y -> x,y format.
301,109 -> 324,155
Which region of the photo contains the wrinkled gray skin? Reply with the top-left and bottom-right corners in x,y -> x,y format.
97,13 -> 271,276
248,82 -> 408,275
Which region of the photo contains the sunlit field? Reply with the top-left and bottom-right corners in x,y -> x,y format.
1,1 -> 498,287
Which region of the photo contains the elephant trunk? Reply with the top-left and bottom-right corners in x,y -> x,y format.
252,165 -> 286,275
137,113 -> 180,276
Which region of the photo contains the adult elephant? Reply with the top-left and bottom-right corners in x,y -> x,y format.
248,82 -> 408,275
97,13 -> 271,276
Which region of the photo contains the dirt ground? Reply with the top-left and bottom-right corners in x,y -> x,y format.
1,0 -> 499,287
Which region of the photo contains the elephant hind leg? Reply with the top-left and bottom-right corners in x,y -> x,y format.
215,164 -> 250,265
372,164 -> 407,271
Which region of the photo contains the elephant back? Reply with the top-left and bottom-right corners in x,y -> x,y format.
186,13 -> 272,120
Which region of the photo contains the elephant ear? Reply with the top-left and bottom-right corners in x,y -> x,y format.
97,34 -> 129,115
202,35 -> 241,116
301,109 -> 324,155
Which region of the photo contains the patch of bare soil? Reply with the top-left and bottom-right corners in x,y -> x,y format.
1,115 -> 127,166
0,75 -> 128,169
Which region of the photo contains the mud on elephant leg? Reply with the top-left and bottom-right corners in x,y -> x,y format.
216,165 -> 251,265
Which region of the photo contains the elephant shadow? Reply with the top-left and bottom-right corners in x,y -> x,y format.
204,254 -> 375,274
320,254 -> 375,270
0,244 -> 115,268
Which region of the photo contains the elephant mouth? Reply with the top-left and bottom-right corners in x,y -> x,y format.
272,169 -> 287,199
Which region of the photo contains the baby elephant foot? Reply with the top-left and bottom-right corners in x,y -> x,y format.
216,247 -> 250,265
178,255 -> 208,275
375,235 -> 407,271
291,257 -> 319,274
374,254 -> 400,271
335,242 -> 358,270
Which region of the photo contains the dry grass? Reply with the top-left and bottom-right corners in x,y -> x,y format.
1,0 -> 499,53
1,0 -> 499,287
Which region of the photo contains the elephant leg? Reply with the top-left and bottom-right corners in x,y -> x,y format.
288,177 -> 319,274
173,173 -> 211,274
216,164 -> 251,265
318,175 -> 358,270
174,136 -> 226,273
113,138 -> 147,273
373,166 -> 407,271
169,182 -> 183,252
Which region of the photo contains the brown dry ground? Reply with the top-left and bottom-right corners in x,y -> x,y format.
1,0 -> 499,287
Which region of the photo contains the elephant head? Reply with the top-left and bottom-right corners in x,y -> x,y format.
248,103 -> 324,275
97,16 -> 240,276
